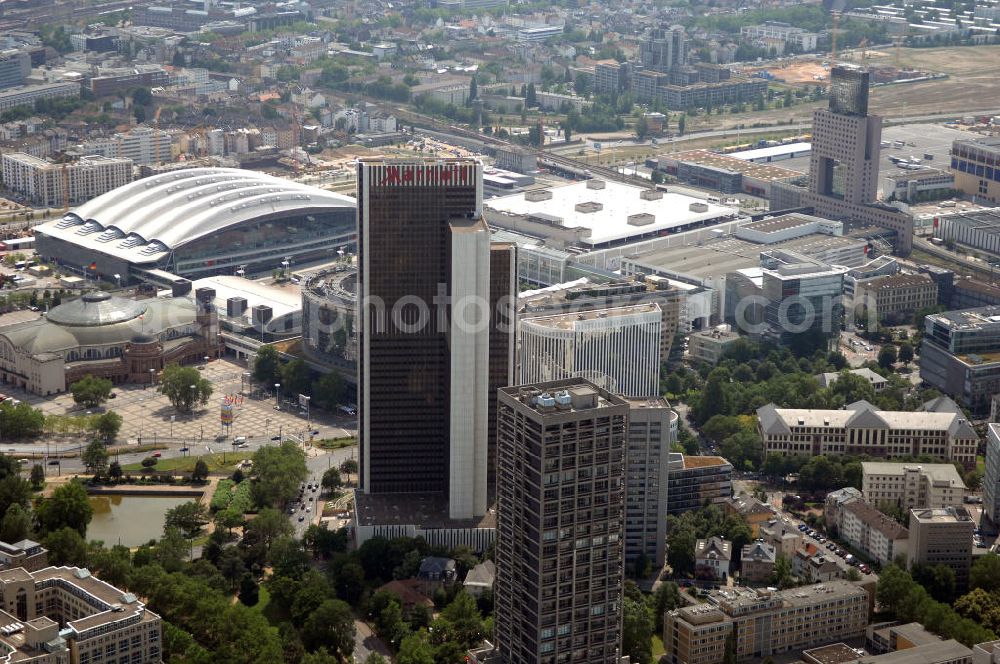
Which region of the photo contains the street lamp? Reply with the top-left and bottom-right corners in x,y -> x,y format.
190,385 -> 197,418
274,383 -> 281,410
301,395 -> 311,430
149,368 -> 155,389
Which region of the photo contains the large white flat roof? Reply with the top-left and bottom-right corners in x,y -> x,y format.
485,180 -> 737,246
158,275 -> 301,321
730,142 -> 812,161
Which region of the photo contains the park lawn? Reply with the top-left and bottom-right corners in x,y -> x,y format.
652,634 -> 665,659
313,437 -> 357,450
247,584 -> 271,616
122,453 -> 251,474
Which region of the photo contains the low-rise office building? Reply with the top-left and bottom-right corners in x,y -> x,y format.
919,305 -> 1000,415
688,326 -> 741,365
907,506 -> 975,590
862,462 -> 966,509
854,273 -> 938,325
0,565 -> 162,664
814,368 -> 889,392
0,540 -> 47,572
666,454 -> 733,516
950,137 -> 1000,205
757,400 -> 978,468
663,581 -> 869,664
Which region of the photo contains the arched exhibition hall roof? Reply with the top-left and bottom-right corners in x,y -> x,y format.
36,167 -> 356,264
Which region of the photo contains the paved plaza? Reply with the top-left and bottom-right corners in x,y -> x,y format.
15,357 -> 355,448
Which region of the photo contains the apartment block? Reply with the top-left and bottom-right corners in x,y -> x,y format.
740,541 -> 777,584
0,565 -> 162,664
854,273 -> 938,325
624,398 -> 676,569
862,462 -> 966,510
757,400 -> 978,468
826,495 -> 909,566
78,127 -> 172,166
494,380 -> 627,664
920,306 -> 1000,415
740,22 -> 819,51
663,581 -> 869,664
907,507 -> 975,590
665,454 -> 733,516
1,153 -> 133,207
759,519 -> 803,559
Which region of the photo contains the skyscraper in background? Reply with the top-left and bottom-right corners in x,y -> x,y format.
357,158 -> 514,521
808,65 -> 881,206
494,379 -> 627,664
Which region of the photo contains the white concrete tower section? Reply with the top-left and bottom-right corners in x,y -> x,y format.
448,217 -> 491,519
518,303 -> 662,398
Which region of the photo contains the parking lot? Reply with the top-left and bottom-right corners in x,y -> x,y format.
778,122 -> 970,185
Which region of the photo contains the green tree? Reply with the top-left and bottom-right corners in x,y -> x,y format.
252,442 -> 308,508
321,468 -> 343,493
29,464 -> 44,490
96,411 -> 123,441
280,358 -> 312,399
635,115 -> 648,140
622,596 -> 653,664
526,83 -> 538,107
898,342 -> 914,365
469,75 -> 478,103
0,503 -> 32,542
192,459 -> 209,483
878,344 -> 898,370
164,501 -> 209,537
301,599 -> 355,657
876,564 -> 913,617
397,629 -> 435,664
37,482 -> 93,536
340,459 -> 359,475
44,527 -> 88,565
131,86 -> 152,106
70,375 -> 113,408
771,555 -> 795,589
82,439 -> 109,477
245,507 -> 293,554
108,461 -> 122,482
0,402 -> 44,439
159,364 -> 213,412
677,113 -> 686,136
314,370 -> 346,411
239,574 -> 260,606
971,553 -> 1000,593
652,582 -> 681,632
253,345 -> 281,384
666,526 -> 696,575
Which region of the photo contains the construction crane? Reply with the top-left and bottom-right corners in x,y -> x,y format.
830,11 -> 841,65
857,38 -> 870,65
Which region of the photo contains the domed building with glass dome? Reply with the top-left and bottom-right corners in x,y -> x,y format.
0,288 -> 219,396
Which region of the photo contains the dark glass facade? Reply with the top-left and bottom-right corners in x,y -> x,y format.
358,160 -> 480,495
